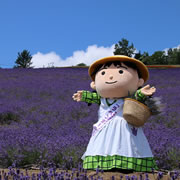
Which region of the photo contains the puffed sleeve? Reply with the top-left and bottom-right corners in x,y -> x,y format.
81,91 -> 101,105
134,89 -> 147,102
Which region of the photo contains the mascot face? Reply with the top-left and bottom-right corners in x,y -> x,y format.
91,62 -> 144,98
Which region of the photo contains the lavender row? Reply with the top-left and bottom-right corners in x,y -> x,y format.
0,68 -> 179,170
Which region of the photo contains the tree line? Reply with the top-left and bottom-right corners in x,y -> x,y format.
14,38 -> 180,68
114,38 -> 180,65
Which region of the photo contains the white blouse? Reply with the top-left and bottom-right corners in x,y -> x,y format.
82,98 -> 153,159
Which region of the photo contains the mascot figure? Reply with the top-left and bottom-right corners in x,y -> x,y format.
73,55 -> 159,173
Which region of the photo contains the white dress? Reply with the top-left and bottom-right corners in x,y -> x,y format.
82,98 -> 153,160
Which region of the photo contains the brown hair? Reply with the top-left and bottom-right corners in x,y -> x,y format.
91,61 -> 142,79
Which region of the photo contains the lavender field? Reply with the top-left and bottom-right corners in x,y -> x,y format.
0,67 -> 180,171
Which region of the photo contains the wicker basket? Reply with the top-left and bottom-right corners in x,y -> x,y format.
123,98 -> 151,127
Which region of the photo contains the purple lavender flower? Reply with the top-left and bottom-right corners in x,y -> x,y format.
157,172 -> 163,179
139,174 -> 143,180
96,166 -> 100,174
0,68 -> 179,170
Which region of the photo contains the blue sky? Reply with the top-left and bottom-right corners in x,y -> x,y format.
0,0 -> 180,68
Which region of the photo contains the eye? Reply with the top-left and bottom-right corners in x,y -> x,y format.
101,71 -> 105,75
119,70 -> 123,74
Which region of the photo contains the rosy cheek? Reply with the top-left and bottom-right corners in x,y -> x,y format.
95,75 -> 104,84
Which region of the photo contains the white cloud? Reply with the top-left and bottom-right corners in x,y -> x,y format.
173,44 -> 180,49
31,44 -> 115,68
163,44 -> 180,55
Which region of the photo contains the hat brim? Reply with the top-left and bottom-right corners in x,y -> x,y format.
88,55 -> 149,82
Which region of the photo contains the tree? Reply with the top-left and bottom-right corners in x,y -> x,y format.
150,51 -> 167,65
176,50 -> 180,64
167,48 -> 180,64
15,50 -> 33,68
136,51 -> 150,65
114,38 -> 136,57
76,63 -> 87,66
134,51 -> 142,60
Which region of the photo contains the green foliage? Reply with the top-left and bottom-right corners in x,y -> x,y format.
134,51 -> 142,60
76,63 -> 87,66
20,150 -> 41,167
139,52 -> 150,64
150,51 -> 167,65
114,38 -> 180,65
134,51 -> 150,64
14,50 -> 33,68
0,146 -> 47,168
167,48 -> 180,64
0,112 -> 19,125
114,38 -> 136,57
167,147 -> 180,170
0,147 -> 17,167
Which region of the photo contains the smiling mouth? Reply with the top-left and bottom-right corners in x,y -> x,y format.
105,81 -> 117,84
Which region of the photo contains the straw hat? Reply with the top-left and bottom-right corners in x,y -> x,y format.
88,55 -> 149,82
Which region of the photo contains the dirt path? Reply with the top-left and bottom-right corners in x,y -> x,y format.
0,168 -> 179,179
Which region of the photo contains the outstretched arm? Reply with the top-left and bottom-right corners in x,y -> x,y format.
72,90 -> 83,102
140,84 -> 156,96
72,90 -> 101,105
135,84 -> 156,102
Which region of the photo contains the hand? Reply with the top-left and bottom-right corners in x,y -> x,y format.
72,90 -> 83,102
140,84 -> 156,96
